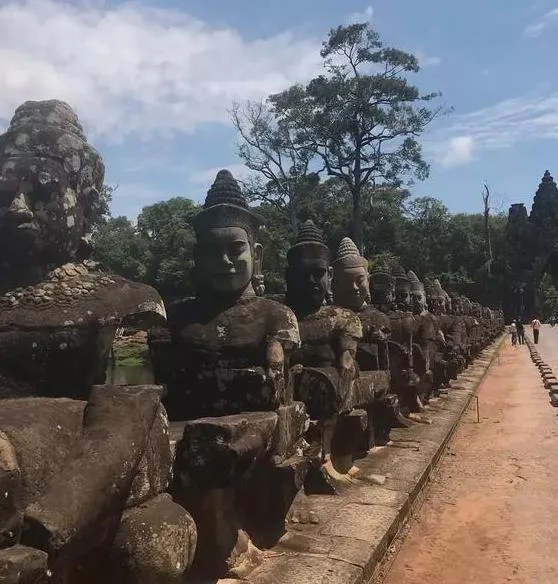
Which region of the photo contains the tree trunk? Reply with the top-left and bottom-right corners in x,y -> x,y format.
483,185 -> 493,276
352,188 -> 364,254
289,198 -> 299,237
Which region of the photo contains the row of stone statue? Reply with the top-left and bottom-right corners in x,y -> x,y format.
0,100 -> 502,583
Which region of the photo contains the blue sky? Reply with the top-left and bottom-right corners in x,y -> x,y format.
1,0 -> 558,218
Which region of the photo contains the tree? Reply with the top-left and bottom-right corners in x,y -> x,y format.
231,100 -> 319,234
400,197 -> 450,276
137,198 -> 200,299
268,22 -> 443,251
482,184 -> 493,274
89,184 -> 116,230
93,216 -> 149,281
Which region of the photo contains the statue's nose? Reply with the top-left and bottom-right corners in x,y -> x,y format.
7,192 -> 33,223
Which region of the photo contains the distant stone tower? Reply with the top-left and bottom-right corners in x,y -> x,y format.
503,170 -> 558,319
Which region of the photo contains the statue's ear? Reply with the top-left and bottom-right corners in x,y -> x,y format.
193,242 -> 200,265
253,242 -> 263,274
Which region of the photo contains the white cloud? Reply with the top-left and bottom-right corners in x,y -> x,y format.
427,92 -> 558,166
0,0 -> 322,140
439,136 -> 475,167
347,6 -> 374,24
109,182 -> 171,219
524,8 -> 558,38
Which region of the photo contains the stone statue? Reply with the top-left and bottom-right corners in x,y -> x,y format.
0,101 -> 195,583
286,223 -> 364,486
370,263 -> 420,418
425,278 -> 461,382
408,270 -> 441,403
331,238 -> 402,447
157,170 -> 308,577
0,386 -> 197,584
0,100 -> 166,400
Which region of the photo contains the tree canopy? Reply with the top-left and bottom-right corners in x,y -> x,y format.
233,22 -> 444,252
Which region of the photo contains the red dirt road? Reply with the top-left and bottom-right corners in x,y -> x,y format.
375,329 -> 558,584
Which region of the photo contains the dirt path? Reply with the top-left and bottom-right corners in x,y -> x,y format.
374,331 -> 558,584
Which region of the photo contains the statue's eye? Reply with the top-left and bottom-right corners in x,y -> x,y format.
230,242 -> 246,256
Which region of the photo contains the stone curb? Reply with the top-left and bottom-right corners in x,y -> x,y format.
525,339 -> 558,406
224,335 -> 506,584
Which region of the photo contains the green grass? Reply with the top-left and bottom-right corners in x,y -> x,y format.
114,344 -> 150,368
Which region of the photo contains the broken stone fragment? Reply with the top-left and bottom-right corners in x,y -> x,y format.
22,385 -> 163,569
271,402 -> 309,462
0,431 -> 22,548
175,411 -> 278,489
0,545 -> 48,584
102,494 -> 197,584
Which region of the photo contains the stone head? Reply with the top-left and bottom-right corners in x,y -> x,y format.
369,265 -> 395,309
450,293 -> 463,315
425,278 -> 446,315
0,100 -> 105,270
461,296 -> 472,315
193,169 -> 263,297
408,270 -> 427,314
332,237 -> 369,312
392,264 -> 411,311
471,302 -> 482,318
286,220 -> 330,313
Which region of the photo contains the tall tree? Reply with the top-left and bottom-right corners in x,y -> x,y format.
268,22 -> 443,251
482,184 -> 493,274
231,100 -> 317,234
137,198 -> 200,299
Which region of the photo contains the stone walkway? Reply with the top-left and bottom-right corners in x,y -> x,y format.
218,339 -> 502,584
374,328 -> 558,584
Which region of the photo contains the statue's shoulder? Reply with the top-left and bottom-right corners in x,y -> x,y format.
318,305 -> 363,339
246,297 -> 300,347
0,262 -> 165,328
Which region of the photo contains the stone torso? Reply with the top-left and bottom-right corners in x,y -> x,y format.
291,305 -> 362,368
0,262 -> 165,399
167,295 -> 299,419
356,305 -> 390,371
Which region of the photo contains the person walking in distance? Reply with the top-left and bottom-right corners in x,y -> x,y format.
532,316 -> 542,344
510,320 -> 518,346
516,318 -> 525,345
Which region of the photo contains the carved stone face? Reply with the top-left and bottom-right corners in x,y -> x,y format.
370,274 -> 395,308
332,265 -> 370,312
287,257 -> 329,309
194,226 -> 257,294
395,286 -> 411,311
0,177 -> 83,262
452,297 -> 463,315
411,289 -> 428,314
428,296 -> 445,316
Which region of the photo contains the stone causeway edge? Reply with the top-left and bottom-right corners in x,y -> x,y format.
525,338 -> 558,406
206,335 -> 505,584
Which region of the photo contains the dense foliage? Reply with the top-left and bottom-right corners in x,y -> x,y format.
93,177 -> 507,299
232,22 -> 443,251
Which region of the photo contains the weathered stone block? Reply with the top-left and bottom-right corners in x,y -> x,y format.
271,402 -> 308,462
23,385 -> 162,565
0,431 -> 21,548
0,545 -> 48,583
175,412 -> 278,489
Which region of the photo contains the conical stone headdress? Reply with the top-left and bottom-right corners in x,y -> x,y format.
391,263 -> 410,293
407,270 -> 424,293
333,237 -> 367,271
287,220 -> 330,264
193,169 -> 264,237
424,277 -> 444,299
